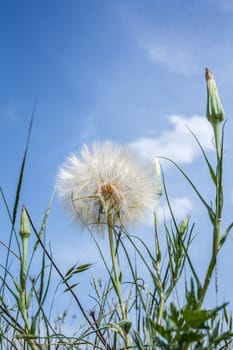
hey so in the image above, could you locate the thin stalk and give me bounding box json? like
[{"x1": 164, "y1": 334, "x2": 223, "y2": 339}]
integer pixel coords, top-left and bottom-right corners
[
  {"x1": 213, "y1": 120, "x2": 222, "y2": 162},
  {"x1": 198, "y1": 120, "x2": 223, "y2": 308},
  {"x1": 153, "y1": 211, "x2": 165, "y2": 329},
  {"x1": 157, "y1": 294, "x2": 166, "y2": 326},
  {"x1": 19, "y1": 232, "x2": 38, "y2": 350},
  {"x1": 107, "y1": 214, "x2": 126, "y2": 320},
  {"x1": 20, "y1": 237, "x2": 28, "y2": 291},
  {"x1": 154, "y1": 211, "x2": 161, "y2": 272},
  {"x1": 25, "y1": 208, "x2": 111, "y2": 350},
  {"x1": 107, "y1": 213, "x2": 129, "y2": 348}
]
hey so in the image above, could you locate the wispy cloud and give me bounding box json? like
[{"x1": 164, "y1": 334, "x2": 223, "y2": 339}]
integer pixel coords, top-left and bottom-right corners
[
  {"x1": 80, "y1": 112, "x2": 99, "y2": 142},
  {"x1": 129, "y1": 115, "x2": 214, "y2": 164},
  {"x1": 144, "y1": 43, "x2": 198, "y2": 75},
  {"x1": 119, "y1": 4, "x2": 200, "y2": 75},
  {"x1": 159, "y1": 196, "x2": 193, "y2": 220},
  {"x1": 143, "y1": 195, "x2": 193, "y2": 229}
]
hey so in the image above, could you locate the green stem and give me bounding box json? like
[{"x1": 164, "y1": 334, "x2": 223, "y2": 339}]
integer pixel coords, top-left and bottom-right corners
[
  {"x1": 154, "y1": 211, "x2": 161, "y2": 268},
  {"x1": 213, "y1": 120, "x2": 221, "y2": 162},
  {"x1": 107, "y1": 213, "x2": 129, "y2": 348},
  {"x1": 19, "y1": 236, "x2": 37, "y2": 350},
  {"x1": 154, "y1": 211, "x2": 165, "y2": 325},
  {"x1": 157, "y1": 294, "x2": 166, "y2": 326},
  {"x1": 198, "y1": 120, "x2": 223, "y2": 308},
  {"x1": 20, "y1": 237, "x2": 28, "y2": 291}
]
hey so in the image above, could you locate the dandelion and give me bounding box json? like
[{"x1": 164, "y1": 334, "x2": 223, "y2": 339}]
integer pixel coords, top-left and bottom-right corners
[
  {"x1": 56, "y1": 141, "x2": 156, "y2": 232},
  {"x1": 57, "y1": 142, "x2": 158, "y2": 347}
]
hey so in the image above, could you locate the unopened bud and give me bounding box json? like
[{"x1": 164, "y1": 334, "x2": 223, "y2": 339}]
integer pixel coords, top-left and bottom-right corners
[
  {"x1": 178, "y1": 215, "x2": 190, "y2": 235},
  {"x1": 20, "y1": 206, "x2": 30, "y2": 238},
  {"x1": 205, "y1": 68, "x2": 224, "y2": 123},
  {"x1": 153, "y1": 159, "x2": 163, "y2": 197}
]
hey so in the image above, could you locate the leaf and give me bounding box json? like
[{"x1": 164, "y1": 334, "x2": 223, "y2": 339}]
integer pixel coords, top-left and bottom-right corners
[
  {"x1": 73, "y1": 263, "x2": 93, "y2": 274},
  {"x1": 63, "y1": 263, "x2": 92, "y2": 284},
  {"x1": 133, "y1": 331, "x2": 146, "y2": 350},
  {"x1": 178, "y1": 215, "x2": 190, "y2": 236},
  {"x1": 160, "y1": 156, "x2": 216, "y2": 224},
  {"x1": 117, "y1": 319, "x2": 132, "y2": 334},
  {"x1": 26, "y1": 287, "x2": 34, "y2": 310},
  {"x1": 183, "y1": 303, "x2": 227, "y2": 327},
  {"x1": 219, "y1": 222, "x2": 233, "y2": 249},
  {"x1": 12, "y1": 113, "x2": 34, "y2": 226},
  {"x1": 63, "y1": 283, "x2": 79, "y2": 293},
  {"x1": 186, "y1": 124, "x2": 217, "y2": 186}
]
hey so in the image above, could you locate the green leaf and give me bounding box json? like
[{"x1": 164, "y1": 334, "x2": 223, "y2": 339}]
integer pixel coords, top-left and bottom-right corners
[
  {"x1": 219, "y1": 222, "x2": 233, "y2": 249},
  {"x1": 178, "y1": 215, "x2": 190, "y2": 236},
  {"x1": 26, "y1": 287, "x2": 34, "y2": 310},
  {"x1": 160, "y1": 157, "x2": 216, "y2": 224},
  {"x1": 73, "y1": 263, "x2": 92, "y2": 274},
  {"x1": 117, "y1": 319, "x2": 132, "y2": 334},
  {"x1": 186, "y1": 124, "x2": 217, "y2": 186},
  {"x1": 63, "y1": 283, "x2": 79, "y2": 293}
]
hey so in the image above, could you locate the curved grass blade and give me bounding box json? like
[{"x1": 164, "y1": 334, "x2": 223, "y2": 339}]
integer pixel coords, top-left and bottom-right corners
[
  {"x1": 160, "y1": 156, "x2": 215, "y2": 224},
  {"x1": 162, "y1": 173, "x2": 202, "y2": 295},
  {"x1": 1, "y1": 109, "x2": 35, "y2": 302},
  {"x1": 219, "y1": 222, "x2": 233, "y2": 249},
  {"x1": 186, "y1": 124, "x2": 216, "y2": 186},
  {"x1": 25, "y1": 208, "x2": 112, "y2": 350}
]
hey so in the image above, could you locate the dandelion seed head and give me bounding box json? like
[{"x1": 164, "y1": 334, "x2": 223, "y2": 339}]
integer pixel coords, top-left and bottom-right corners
[{"x1": 56, "y1": 141, "x2": 157, "y2": 233}]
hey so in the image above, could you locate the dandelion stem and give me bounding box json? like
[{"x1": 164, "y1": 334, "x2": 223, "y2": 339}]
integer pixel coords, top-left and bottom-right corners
[
  {"x1": 107, "y1": 213, "x2": 129, "y2": 348},
  {"x1": 25, "y1": 208, "x2": 111, "y2": 350}
]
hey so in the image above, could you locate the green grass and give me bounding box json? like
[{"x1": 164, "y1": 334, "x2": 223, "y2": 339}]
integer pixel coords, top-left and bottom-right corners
[{"x1": 0, "y1": 72, "x2": 232, "y2": 349}]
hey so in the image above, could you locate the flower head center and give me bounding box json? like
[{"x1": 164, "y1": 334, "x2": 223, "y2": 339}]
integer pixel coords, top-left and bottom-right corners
[{"x1": 100, "y1": 183, "x2": 120, "y2": 207}]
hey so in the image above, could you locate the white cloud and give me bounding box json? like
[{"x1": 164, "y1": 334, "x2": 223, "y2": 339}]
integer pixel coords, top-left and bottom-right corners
[
  {"x1": 159, "y1": 196, "x2": 193, "y2": 220},
  {"x1": 144, "y1": 43, "x2": 198, "y2": 75},
  {"x1": 81, "y1": 112, "x2": 98, "y2": 142},
  {"x1": 142, "y1": 196, "x2": 193, "y2": 229},
  {"x1": 121, "y1": 6, "x2": 199, "y2": 75},
  {"x1": 129, "y1": 115, "x2": 214, "y2": 164}
]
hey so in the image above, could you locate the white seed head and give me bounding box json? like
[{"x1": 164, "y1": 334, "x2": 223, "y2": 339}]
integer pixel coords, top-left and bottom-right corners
[{"x1": 56, "y1": 141, "x2": 157, "y2": 233}]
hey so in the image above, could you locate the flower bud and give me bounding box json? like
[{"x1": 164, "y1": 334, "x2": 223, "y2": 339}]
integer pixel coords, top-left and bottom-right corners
[
  {"x1": 205, "y1": 68, "x2": 224, "y2": 123},
  {"x1": 20, "y1": 206, "x2": 30, "y2": 238},
  {"x1": 178, "y1": 215, "x2": 190, "y2": 236},
  {"x1": 153, "y1": 158, "x2": 163, "y2": 197}
]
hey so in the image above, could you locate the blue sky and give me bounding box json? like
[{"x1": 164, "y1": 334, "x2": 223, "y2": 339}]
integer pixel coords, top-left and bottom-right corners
[{"x1": 1, "y1": 0, "x2": 233, "y2": 326}]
